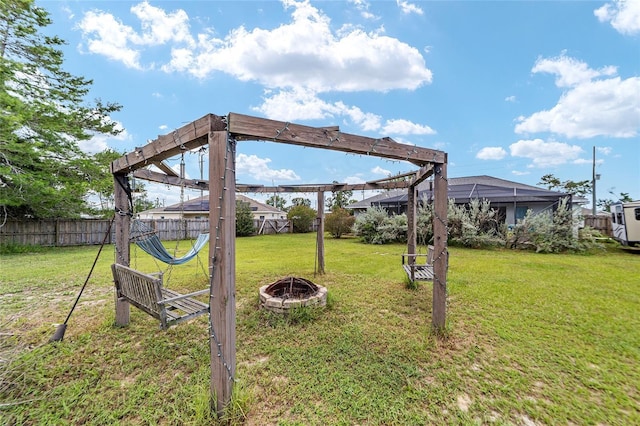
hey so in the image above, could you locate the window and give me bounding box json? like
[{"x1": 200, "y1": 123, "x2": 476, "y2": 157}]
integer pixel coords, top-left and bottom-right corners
[
  {"x1": 611, "y1": 213, "x2": 617, "y2": 224},
  {"x1": 635, "y1": 208, "x2": 640, "y2": 221},
  {"x1": 259, "y1": 215, "x2": 265, "y2": 220},
  {"x1": 515, "y1": 206, "x2": 528, "y2": 222}
]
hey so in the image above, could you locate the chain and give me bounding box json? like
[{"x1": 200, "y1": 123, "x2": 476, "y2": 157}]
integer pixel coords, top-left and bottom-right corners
[{"x1": 208, "y1": 133, "x2": 235, "y2": 382}]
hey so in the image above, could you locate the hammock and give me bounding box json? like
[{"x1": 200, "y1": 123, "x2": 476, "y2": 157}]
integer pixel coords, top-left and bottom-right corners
[
  {"x1": 131, "y1": 221, "x2": 209, "y2": 265},
  {"x1": 135, "y1": 232, "x2": 209, "y2": 265}
]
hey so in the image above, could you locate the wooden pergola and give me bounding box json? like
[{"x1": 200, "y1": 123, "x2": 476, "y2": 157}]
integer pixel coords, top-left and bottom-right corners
[{"x1": 110, "y1": 112, "x2": 448, "y2": 414}]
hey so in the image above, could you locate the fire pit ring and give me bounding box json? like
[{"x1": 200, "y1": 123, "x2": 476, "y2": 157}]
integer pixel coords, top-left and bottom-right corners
[{"x1": 259, "y1": 277, "x2": 327, "y2": 314}]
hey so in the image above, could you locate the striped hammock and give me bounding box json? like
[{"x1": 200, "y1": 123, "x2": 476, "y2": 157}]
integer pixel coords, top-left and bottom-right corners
[{"x1": 131, "y1": 221, "x2": 209, "y2": 265}]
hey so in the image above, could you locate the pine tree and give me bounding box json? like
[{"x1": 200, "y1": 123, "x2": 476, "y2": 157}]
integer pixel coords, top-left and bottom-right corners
[
  {"x1": 0, "y1": 0, "x2": 122, "y2": 219},
  {"x1": 236, "y1": 200, "x2": 255, "y2": 236}
]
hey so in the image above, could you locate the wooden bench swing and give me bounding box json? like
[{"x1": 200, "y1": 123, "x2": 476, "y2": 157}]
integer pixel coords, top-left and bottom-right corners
[
  {"x1": 111, "y1": 264, "x2": 209, "y2": 330},
  {"x1": 401, "y1": 245, "x2": 435, "y2": 282},
  {"x1": 401, "y1": 245, "x2": 448, "y2": 283}
]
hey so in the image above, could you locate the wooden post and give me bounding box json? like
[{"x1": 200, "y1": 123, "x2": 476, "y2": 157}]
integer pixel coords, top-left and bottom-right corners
[
  {"x1": 432, "y1": 161, "x2": 448, "y2": 330},
  {"x1": 113, "y1": 173, "x2": 131, "y2": 326},
  {"x1": 406, "y1": 185, "x2": 417, "y2": 282},
  {"x1": 209, "y1": 131, "x2": 236, "y2": 415},
  {"x1": 407, "y1": 185, "x2": 417, "y2": 261},
  {"x1": 316, "y1": 191, "x2": 325, "y2": 274}
]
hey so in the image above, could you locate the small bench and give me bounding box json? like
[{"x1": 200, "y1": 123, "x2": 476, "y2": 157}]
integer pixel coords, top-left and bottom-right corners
[
  {"x1": 401, "y1": 245, "x2": 447, "y2": 283},
  {"x1": 111, "y1": 264, "x2": 209, "y2": 329}
]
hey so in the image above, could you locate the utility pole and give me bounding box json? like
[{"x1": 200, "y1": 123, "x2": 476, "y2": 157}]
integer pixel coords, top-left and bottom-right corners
[{"x1": 592, "y1": 146, "x2": 600, "y2": 215}]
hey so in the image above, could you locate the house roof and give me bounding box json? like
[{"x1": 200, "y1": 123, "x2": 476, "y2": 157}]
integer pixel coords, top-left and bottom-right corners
[{"x1": 350, "y1": 175, "x2": 573, "y2": 208}]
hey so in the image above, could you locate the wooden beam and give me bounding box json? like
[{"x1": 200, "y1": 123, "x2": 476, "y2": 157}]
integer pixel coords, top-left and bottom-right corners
[
  {"x1": 228, "y1": 113, "x2": 446, "y2": 165},
  {"x1": 209, "y1": 131, "x2": 236, "y2": 415},
  {"x1": 111, "y1": 114, "x2": 226, "y2": 173},
  {"x1": 366, "y1": 170, "x2": 416, "y2": 184},
  {"x1": 406, "y1": 185, "x2": 417, "y2": 269},
  {"x1": 133, "y1": 169, "x2": 208, "y2": 191},
  {"x1": 432, "y1": 161, "x2": 448, "y2": 331},
  {"x1": 129, "y1": 174, "x2": 410, "y2": 194},
  {"x1": 153, "y1": 161, "x2": 179, "y2": 177},
  {"x1": 410, "y1": 164, "x2": 434, "y2": 187},
  {"x1": 113, "y1": 173, "x2": 131, "y2": 326},
  {"x1": 316, "y1": 191, "x2": 325, "y2": 274},
  {"x1": 236, "y1": 180, "x2": 410, "y2": 193}
]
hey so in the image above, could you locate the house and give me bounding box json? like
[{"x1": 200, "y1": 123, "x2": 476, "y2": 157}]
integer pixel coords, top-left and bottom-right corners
[
  {"x1": 137, "y1": 194, "x2": 286, "y2": 221},
  {"x1": 348, "y1": 175, "x2": 586, "y2": 226}
]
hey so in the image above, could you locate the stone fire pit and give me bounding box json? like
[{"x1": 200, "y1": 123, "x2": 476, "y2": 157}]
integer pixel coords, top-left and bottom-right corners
[{"x1": 259, "y1": 277, "x2": 327, "y2": 314}]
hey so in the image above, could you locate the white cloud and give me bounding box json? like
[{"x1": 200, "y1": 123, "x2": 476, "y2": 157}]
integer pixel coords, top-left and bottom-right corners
[
  {"x1": 77, "y1": 11, "x2": 144, "y2": 69},
  {"x1": 505, "y1": 95, "x2": 516, "y2": 102},
  {"x1": 254, "y1": 88, "x2": 435, "y2": 135},
  {"x1": 79, "y1": 121, "x2": 130, "y2": 154},
  {"x1": 531, "y1": 53, "x2": 616, "y2": 88},
  {"x1": 509, "y1": 139, "x2": 584, "y2": 168},
  {"x1": 236, "y1": 153, "x2": 300, "y2": 182},
  {"x1": 129, "y1": 1, "x2": 194, "y2": 47},
  {"x1": 594, "y1": 0, "x2": 640, "y2": 35},
  {"x1": 254, "y1": 88, "x2": 340, "y2": 122},
  {"x1": 597, "y1": 146, "x2": 613, "y2": 155},
  {"x1": 396, "y1": 0, "x2": 424, "y2": 16},
  {"x1": 348, "y1": 0, "x2": 379, "y2": 20},
  {"x1": 79, "y1": 1, "x2": 432, "y2": 93},
  {"x1": 511, "y1": 170, "x2": 530, "y2": 176},
  {"x1": 476, "y1": 147, "x2": 507, "y2": 160},
  {"x1": 515, "y1": 54, "x2": 640, "y2": 139},
  {"x1": 371, "y1": 166, "x2": 391, "y2": 176},
  {"x1": 344, "y1": 175, "x2": 365, "y2": 184},
  {"x1": 342, "y1": 104, "x2": 383, "y2": 132},
  {"x1": 381, "y1": 119, "x2": 436, "y2": 135}
]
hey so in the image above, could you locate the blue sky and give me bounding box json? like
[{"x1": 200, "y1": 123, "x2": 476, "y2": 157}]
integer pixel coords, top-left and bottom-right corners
[{"x1": 39, "y1": 0, "x2": 639, "y2": 208}]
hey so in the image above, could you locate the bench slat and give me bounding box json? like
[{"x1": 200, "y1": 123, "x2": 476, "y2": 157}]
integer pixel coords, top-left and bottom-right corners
[{"x1": 112, "y1": 264, "x2": 209, "y2": 329}]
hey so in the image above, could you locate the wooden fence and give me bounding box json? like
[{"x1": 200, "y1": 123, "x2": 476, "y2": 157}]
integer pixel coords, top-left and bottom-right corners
[
  {"x1": 583, "y1": 215, "x2": 612, "y2": 237},
  {"x1": 0, "y1": 218, "x2": 295, "y2": 247}
]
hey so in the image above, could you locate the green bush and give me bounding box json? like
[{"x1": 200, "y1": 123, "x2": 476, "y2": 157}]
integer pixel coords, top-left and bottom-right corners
[
  {"x1": 447, "y1": 198, "x2": 505, "y2": 248},
  {"x1": 287, "y1": 205, "x2": 316, "y2": 233},
  {"x1": 236, "y1": 200, "x2": 255, "y2": 236},
  {"x1": 507, "y1": 197, "x2": 599, "y2": 253},
  {"x1": 325, "y1": 208, "x2": 355, "y2": 238},
  {"x1": 357, "y1": 197, "x2": 598, "y2": 253},
  {"x1": 353, "y1": 206, "x2": 405, "y2": 244}
]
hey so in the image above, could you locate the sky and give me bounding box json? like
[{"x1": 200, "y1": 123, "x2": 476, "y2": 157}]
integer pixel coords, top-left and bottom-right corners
[{"x1": 38, "y1": 0, "x2": 640, "y2": 209}]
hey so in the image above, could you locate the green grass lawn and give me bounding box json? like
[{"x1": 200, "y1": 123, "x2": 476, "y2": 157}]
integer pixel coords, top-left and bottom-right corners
[{"x1": 1, "y1": 234, "x2": 639, "y2": 425}]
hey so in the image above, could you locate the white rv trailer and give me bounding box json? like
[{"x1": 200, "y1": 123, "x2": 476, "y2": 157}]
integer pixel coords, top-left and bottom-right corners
[{"x1": 611, "y1": 201, "x2": 640, "y2": 246}]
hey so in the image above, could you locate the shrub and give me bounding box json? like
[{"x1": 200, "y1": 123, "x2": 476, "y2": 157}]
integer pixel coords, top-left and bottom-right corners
[
  {"x1": 507, "y1": 197, "x2": 598, "y2": 253},
  {"x1": 417, "y1": 198, "x2": 504, "y2": 248},
  {"x1": 448, "y1": 198, "x2": 505, "y2": 248},
  {"x1": 287, "y1": 205, "x2": 316, "y2": 233},
  {"x1": 325, "y1": 208, "x2": 355, "y2": 238},
  {"x1": 236, "y1": 200, "x2": 256, "y2": 236},
  {"x1": 378, "y1": 213, "x2": 407, "y2": 243},
  {"x1": 353, "y1": 206, "x2": 406, "y2": 244}
]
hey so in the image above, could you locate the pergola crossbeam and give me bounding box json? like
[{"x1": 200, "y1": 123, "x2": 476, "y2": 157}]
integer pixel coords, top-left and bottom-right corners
[
  {"x1": 228, "y1": 113, "x2": 446, "y2": 165},
  {"x1": 111, "y1": 114, "x2": 226, "y2": 174}
]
